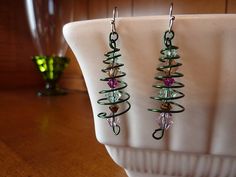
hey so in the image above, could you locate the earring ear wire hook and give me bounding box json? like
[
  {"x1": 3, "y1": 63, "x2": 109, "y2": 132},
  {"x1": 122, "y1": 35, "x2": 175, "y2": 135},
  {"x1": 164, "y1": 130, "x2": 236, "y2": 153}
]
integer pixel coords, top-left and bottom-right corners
[
  {"x1": 111, "y1": 7, "x2": 118, "y2": 33},
  {"x1": 168, "y1": 3, "x2": 175, "y2": 32}
]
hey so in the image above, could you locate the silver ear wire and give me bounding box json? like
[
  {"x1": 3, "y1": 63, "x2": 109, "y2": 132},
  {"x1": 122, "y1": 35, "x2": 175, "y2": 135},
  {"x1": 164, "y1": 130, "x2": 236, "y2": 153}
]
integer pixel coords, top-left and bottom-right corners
[
  {"x1": 168, "y1": 3, "x2": 175, "y2": 32},
  {"x1": 111, "y1": 7, "x2": 118, "y2": 33}
]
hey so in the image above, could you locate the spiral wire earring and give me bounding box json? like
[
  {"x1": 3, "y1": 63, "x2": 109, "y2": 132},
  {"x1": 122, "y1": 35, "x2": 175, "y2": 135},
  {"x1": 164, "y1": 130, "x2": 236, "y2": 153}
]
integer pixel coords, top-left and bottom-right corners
[
  {"x1": 149, "y1": 3, "x2": 185, "y2": 140},
  {"x1": 97, "y1": 7, "x2": 131, "y2": 135}
]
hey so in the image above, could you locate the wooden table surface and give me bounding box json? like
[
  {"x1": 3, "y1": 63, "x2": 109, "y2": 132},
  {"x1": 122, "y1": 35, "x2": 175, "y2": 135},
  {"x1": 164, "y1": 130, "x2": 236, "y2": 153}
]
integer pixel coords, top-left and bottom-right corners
[{"x1": 0, "y1": 89, "x2": 127, "y2": 177}]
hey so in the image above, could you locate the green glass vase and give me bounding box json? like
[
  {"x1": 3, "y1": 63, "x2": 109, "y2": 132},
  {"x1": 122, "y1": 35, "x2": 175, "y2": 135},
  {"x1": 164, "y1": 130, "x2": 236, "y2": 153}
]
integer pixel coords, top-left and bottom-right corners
[
  {"x1": 25, "y1": 0, "x2": 74, "y2": 96},
  {"x1": 33, "y1": 56, "x2": 69, "y2": 96}
]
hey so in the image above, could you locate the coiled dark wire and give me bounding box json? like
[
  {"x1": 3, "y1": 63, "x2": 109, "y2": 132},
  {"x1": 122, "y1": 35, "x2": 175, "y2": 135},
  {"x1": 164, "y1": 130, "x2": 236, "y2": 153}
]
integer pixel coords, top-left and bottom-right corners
[
  {"x1": 97, "y1": 31, "x2": 131, "y2": 135},
  {"x1": 149, "y1": 30, "x2": 185, "y2": 140}
]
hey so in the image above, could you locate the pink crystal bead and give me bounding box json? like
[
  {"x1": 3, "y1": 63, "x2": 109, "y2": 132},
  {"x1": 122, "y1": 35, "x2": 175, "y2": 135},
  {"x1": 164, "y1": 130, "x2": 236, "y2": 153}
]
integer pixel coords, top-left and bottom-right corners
[
  {"x1": 107, "y1": 117, "x2": 120, "y2": 127},
  {"x1": 157, "y1": 113, "x2": 173, "y2": 129},
  {"x1": 163, "y1": 78, "x2": 175, "y2": 87},
  {"x1": 108, "y1": 78, "x2": 118, "y2": 88},
  {"x1": 107, "y1": 118, "x2": 115, "y2": 127}
]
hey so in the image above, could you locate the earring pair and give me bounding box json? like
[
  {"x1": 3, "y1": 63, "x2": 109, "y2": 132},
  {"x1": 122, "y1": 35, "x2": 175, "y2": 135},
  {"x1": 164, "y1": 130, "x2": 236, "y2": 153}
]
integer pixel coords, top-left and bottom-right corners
[{"x1": 97, "y1": 4, "x2": 184, "y2": 140}]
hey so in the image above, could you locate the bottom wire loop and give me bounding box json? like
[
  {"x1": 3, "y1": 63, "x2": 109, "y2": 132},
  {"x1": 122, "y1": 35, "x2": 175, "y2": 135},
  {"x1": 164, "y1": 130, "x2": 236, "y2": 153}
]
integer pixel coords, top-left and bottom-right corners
[
  {"x1": 112, "y1": 124, "x2": 120, "y2": 135},
  {"x1": 107, "y1": 116, "x2": 121, "y2": 135},
  {"x1": 152, "y1": 128, "x2": 165, "y2": 140}
]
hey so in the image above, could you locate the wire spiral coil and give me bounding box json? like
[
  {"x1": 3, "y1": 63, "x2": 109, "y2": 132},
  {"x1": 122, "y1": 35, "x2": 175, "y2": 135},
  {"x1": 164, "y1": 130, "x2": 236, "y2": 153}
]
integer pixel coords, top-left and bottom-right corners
[
  {"x1": 97, "y1": 31, "x2": 131, "y2": 135},
  {"x1": 149, "y1": 29, "x2": 185, "y2": 140}
]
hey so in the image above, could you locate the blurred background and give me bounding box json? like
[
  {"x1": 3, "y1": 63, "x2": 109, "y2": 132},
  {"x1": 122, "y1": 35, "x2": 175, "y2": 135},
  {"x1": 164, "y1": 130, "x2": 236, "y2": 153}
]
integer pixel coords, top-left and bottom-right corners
[
  {"x1": 0, "y1": 0, "x2": 235, "y2": 91},
  {"x1": 1, "y1": 1, "x2": 236, "y2": 177}
]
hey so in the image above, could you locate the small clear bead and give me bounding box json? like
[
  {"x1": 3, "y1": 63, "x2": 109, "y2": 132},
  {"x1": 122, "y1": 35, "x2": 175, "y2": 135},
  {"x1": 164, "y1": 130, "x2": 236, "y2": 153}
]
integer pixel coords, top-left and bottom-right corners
[
  {"x1": 162, "y1": 60, "x2": 179, "y2": 74},
  {"x1": 107, "y1": 67, "x2": 120, "y2": 77},
  {"x1": 164, "y1": 49, "x2": 178, "y2": 58}
]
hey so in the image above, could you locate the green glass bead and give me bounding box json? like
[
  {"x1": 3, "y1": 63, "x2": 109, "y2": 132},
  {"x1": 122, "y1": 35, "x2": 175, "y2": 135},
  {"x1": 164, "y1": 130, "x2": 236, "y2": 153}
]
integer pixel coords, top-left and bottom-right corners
[
  {"x1": 159, "y1": 88, "x2": 168, "y2": 98},
  {"x1": 159, "y1": 88, "x2": 177, "y2": 98},
  {"x1": 105, "y1": 91, "x2": 122, "y2": 103}
]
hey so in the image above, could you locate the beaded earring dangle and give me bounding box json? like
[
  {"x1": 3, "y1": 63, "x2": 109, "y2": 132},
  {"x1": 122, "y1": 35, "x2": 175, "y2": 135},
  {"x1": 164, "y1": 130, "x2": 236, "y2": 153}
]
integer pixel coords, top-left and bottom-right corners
[
  {"x1": 97, "y1": 7, "x2": 131, "y2": 135},
  {"x1": 149, "y1": 3, "x2": 185, "y2": 140}
]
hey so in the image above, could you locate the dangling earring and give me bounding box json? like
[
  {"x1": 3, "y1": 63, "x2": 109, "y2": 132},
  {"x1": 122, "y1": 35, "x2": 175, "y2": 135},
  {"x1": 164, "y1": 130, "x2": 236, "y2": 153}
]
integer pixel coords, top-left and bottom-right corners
[
  {"x1": 149, "y1": 3, "x2": 185, "y2": 140},
  {"x1": 97, "y1": 7, "x2": 131, "y2": 135}
]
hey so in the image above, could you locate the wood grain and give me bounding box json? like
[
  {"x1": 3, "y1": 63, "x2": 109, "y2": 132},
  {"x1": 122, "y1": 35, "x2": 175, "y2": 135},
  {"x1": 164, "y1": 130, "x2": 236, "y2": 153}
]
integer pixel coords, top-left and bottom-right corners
[
  {"x1": 74, "y1": 0, "x2": 89, "y2": 20},
  {"x1": 108, "y1": 0, "x2": 133, "y2": 17},
  {"x1": 88, "y1": 0, "x2": 108, "y2": 19},
  {"x1": 227, "y1": 0, "x2": 236, "y2": 13},
  {"x1": 0, "y1": 0, "x2": 40, "y2": 88},
  {"x1": 0, "y1": 89, "x2": 127, "y2": 177},
  {"x1": 133, "y1": 0, "x2": 226, "y2": 16},
  {"x1": 0, "y1": 141, "x2": 44, "y2": 177}
]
